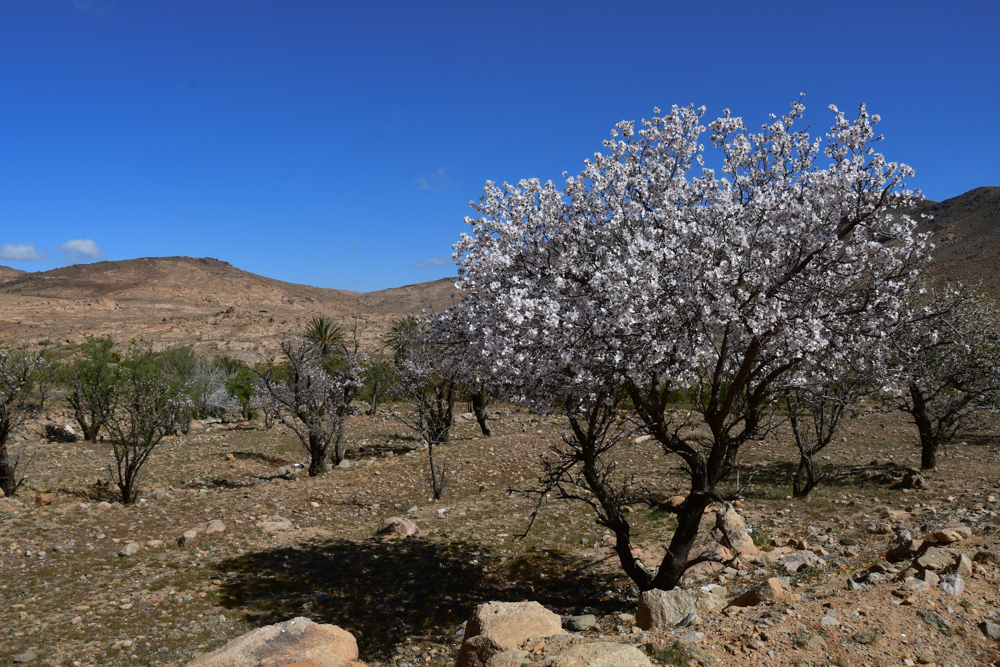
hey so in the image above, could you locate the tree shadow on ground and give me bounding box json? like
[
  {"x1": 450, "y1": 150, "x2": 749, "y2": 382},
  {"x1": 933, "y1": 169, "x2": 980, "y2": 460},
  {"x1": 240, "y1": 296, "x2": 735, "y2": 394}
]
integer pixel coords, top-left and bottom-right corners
[
  {"x1": 214, "y1": 536, "x2": 627, "y2": 661},
  {"x1": 736, "y1": 460, "x2": 919, "y2": 499}
]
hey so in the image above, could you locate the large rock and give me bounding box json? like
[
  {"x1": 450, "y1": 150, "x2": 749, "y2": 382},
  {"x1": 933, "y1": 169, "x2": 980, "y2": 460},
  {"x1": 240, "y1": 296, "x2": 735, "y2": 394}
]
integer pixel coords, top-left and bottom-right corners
[
  {"x1": 931, "y1": 524, "x2": 972, "y2": 544},
  {"x1": 636, "y1": 588, "x2": 726, "y2": 630},
  {"x1": 187, "y1": 616, "x2": 361, "y2": 667},
  {"x1": 916, "y1": 547, "x2": 954, "y2": 571},
  {"x1": 546, "y1": 642, "x2": 650, "y2": 667},
  {"x1": 714, "y1": 503, "x2": 758, "y2": 555},
  {"x1": 377, "y1": 517, "x2": 420, "y2": 538},
  {"x1": 729, "y1": 578, "x2": 787, "y2": 607},
  {"x1": 457, "y1": 601, "x2": 564, "y2": 667},
  {"x1": 256, "y1": 516, "x2": 295, "y2": 533},
  {"x1": 777, "y1": 550, "x2": 824, "y2": 575}
]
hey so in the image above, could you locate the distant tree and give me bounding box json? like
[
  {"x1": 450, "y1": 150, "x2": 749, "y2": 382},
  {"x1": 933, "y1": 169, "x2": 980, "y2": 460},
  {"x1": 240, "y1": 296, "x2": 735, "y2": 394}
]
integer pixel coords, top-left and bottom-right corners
[
  {"x1": 216, "y1": 356, "x2": 259, "y2": 421},
  {"x1": 785, "y1": 367, "x2": 872, "y2": 497},
  {"x1": 256, "y1": 339, "x2": 360, "y2": 475},
  {"x1": 96, "y1": 346, "x2": 184, "y2": 504},
  {"x1": 385, "y1": 316, "x2": 420, "y2": 365},
  {"x1": 388, "y1": 321, "x2": 459, "y2": 500},
  {"x1": 0, "y1": 348, "x2": 42, "y2": 497},
  {"x1": 361, "y1": 354, "x2": 396, "y2": 415},
  {"x1": 67, "y1": 336, "x2": 119, "y2": 442},
  {"x1": 888, "y1": 283, "x2": 1000, "y2": 469},
  {"x1": 304, "y1": 316, "x2": 344, "y2": 360},
  {"x1": 186, "y1": 358, "x2": 238, "y2": 419}
]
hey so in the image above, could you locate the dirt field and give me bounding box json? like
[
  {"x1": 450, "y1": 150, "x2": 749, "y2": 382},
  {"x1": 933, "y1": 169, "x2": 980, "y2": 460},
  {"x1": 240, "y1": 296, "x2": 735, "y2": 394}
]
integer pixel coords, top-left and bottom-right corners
[{"x1": 3, "y1": 406, "x2": 1000, "y2": 667}]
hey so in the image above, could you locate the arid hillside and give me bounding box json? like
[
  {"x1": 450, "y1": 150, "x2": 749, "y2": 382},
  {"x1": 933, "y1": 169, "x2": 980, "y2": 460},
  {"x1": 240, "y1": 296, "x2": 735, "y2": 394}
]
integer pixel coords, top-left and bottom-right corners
[
  {"x1": 0, "y1": 185, "x2": 997, "y2": 356},
  {"x1": 917, "y1": 186, "x2": 1000, "y2": 292},
  {"x1": 0, "y1": 256, "x2": 458, "y2": 356}
]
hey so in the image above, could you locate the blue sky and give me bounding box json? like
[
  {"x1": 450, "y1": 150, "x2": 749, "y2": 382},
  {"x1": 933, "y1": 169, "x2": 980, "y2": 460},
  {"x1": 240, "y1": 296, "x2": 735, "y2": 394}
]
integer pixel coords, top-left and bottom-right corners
[{"x1": 1, "y1": 1, "x2": 997, "y2": 290}]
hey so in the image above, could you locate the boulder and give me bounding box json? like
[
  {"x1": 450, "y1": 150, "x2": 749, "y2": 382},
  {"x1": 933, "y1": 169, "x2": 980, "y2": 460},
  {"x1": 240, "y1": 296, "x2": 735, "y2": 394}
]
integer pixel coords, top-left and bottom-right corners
[
  {"x1": 916, "y1": 547, "x2": 953, "y2": 571},
  {"x1": 546, "y1": 642, "x2": 651, "y2": 667},
  {"x1": 257, "y1": 516, "x2": 295, "y2": 533},
  {"x1": 636, "y1": 588, "x2": 726, "y2": 630},
  {"x1": 729, "y1": 578, "x2": 787, "y2": 607},
  {"x1": 377, "y1": 517, "x2": 420, "y2": 538},
  {"x1": 205, "y1": 519, "x2": 227, "y2": 535},
  {"x1": 714, "y1": 503, "x2": 758, "y2": 555},
  {"x1": 187, "y1": 616, "x2": 360, "y2": 667},
  {"x1": 777, "y1": 550, "x2": 823, "y2": 575},
  {"x1": 931, "y1": 524, "x2": 972, "y2": 544},
  {"x1": 457, "y1": 601, "x2": 564, "y2": 667}
]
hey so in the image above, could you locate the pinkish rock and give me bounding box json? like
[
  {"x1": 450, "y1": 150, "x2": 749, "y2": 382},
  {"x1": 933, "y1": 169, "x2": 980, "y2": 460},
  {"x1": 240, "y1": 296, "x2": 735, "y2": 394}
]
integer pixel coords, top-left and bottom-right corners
[{"x1": 186, "y1": 616, "x2": 360, "y2": 667}]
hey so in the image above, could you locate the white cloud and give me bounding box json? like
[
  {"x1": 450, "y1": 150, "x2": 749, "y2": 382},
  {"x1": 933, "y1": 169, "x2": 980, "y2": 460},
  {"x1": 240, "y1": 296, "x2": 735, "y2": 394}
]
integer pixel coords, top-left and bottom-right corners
[
  {"x1": 0, "y1": 243, "x2": 46, "y2": 261},
  {"x1": 415, "y1": 166, "x2": 458, "y2": 193},
  {"x1": 57, "y1": 239, "x2": 105, "y2": 262},
  {"x1": 414, "y1": 257, "x2": 448, "y2": 270}
]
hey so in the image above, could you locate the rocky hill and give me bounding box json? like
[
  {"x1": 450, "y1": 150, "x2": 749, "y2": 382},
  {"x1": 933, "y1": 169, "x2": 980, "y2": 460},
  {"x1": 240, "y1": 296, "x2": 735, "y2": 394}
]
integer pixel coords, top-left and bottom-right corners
[
  {"x1": 0, "y1": 264, "x2": 24, "y2": 282},
  {"x1": 917, "y1": 186, "x2": 1000, "y2": 293},
  {"x1": 0, "y1": 256, "x2": 458, "y2": 356}
]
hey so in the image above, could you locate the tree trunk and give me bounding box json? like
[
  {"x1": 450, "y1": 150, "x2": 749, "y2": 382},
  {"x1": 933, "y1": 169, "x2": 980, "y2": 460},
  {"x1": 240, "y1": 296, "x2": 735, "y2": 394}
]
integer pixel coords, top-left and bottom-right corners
[
  {"x1": 472, "y1": 389, "x2": 491, "y2": 437},
  {"x1": 648, "y1": 495, "x2": 710, "y2": 591},
  {"x1": 792, "y1": 453, "x2": 817, "y2": 497},
  {"x1": 428, "y1": 442, "x2": 445, "y2": 500},
  {"x1": 0, "y1": 440, "x2": 20, "y2": 497},
  {"x1": 308, "y1": 434, "x2": 328, "y2": 476},
  {"x1": 909, "y1": 384, "x2": 938, "y2": 470}
]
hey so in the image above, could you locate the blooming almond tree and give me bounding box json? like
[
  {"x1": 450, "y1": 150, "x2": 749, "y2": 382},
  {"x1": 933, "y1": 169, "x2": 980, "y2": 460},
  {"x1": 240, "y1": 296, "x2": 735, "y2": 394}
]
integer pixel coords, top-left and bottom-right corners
[
  {"x1": 256, "y1": 339, "x2": 361, "y2": 476},
  {"x1": 452, "y1": 98, "x2": 927, "y2": 591},
  {"x1": 888, "y1": 282, "x2": 1000, "y2": 469}
]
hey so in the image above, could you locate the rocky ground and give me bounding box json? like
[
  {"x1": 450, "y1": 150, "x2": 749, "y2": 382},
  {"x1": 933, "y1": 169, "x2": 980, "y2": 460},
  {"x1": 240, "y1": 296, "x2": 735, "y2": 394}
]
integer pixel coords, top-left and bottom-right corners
[{"x1": 3, "y1": 407, "x2": 1000, "y2": 667}]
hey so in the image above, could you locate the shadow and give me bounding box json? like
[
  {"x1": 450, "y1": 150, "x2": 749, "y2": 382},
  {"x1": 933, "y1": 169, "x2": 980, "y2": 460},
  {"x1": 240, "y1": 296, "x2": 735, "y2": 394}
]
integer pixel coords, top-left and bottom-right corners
[
  {"x1": 215, "y1": 536, "x2": 626, "y2": 661},
  {"x1": 231, "y1": 451, "x2": 290, "y2": 466},
  {"x1": 735, "y1": 460, "x2": 918, "y2": 498}
]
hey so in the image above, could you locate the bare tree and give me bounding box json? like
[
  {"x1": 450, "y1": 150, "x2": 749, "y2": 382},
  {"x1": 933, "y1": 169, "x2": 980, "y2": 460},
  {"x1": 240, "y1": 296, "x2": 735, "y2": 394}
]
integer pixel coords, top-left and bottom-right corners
[
  {"x1": 785, "y1": 369, "x2": 871, "y2": 496},
  {"x1": 0, "y1": 348, "x2": 41, "y2": 497},
  {"x1": 389, "y1": 323, "x2": 459, "y2": 500},
  {"x1": 256, "y1": 339, "x2": 360, "y2": 475}
]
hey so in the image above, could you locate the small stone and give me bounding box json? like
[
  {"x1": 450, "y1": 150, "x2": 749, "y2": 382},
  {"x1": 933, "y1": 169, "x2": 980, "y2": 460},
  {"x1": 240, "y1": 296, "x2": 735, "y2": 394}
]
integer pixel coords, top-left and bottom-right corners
[
  {"x1": 205, "y1": 519, "x2": 226, "y2": 535},
  {"x1": 939, "y1": 574, "x2": 965, "y2": 596},
  {"x1": 931, "y1": 524, "x2": 972, "y2": 543},
  {"x1": 562, "y1": 614, "x2": 597, "y2": 631},
  {"x1": 916, "y1": 651, "x2": 935, "y2": 664},
  {"x1": 979, "y1": 620, "x2": 1000, "y2": 640},
  {"x1": 71, "y1": 616, "x2": 82, "y2": 625},
  {"x1": 96, "y1": 501, "x2": 113, "y2": 510},
  {"x1": 956, "y1": 554, "x2": 973, "y2": 578},
  {"x1": 256, "y1": 515, "x2": 295, "y2": 533},
  {"x1": 917, "y1": 608, "x2": 954, "y2": 636},
  {"x1": 310, "y1": 501, "x2": 320, "y2": 508},
  {"x1": 118, "y1": 542, "x2": 140, "y2": 557},
  {"x1": 225, "y1": 453, "x2": 236, "y2": 461},
  {"x1": 820, "y1": 615, "x2": 840, "y2": 627},
  {"x1": 801, "y1": 634, "x2": 827, "y2": 652},
  {"x1": 34, "y1": 493, "x2": 54, "y2": 506},
  {"x1": 13, "y1": 652, "x2": 37, "y2": 664},
  {"x1": 146, "y1": 539, "x2": 164, "y2": 548}
]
